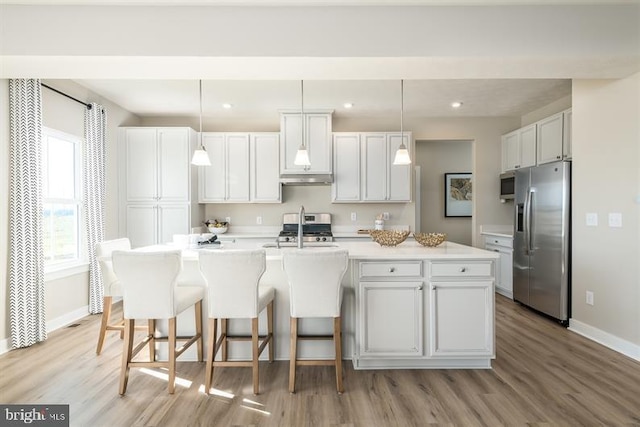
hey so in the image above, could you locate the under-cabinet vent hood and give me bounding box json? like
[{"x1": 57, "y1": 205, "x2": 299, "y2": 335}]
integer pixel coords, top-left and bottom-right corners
[{"x1": 279, "y1": 174, "x2": 333, "y2": 185}]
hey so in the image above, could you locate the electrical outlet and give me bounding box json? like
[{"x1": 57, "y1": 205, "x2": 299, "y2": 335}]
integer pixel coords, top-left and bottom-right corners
[
  {"x1": 256, "y1": 216, "x2": 262, "y2": 225},
  {"x1": 225, "y1": 216, "x2": 231, "y2": 224},
  {"x1": 608, "y1": 213, "x2": 622, "y2": 228},
  {"x1": 586, "y1": 291, "x2": 594, "y2": 306},
  {"x1": 585, "y1": 213, "x2": 598, "y2": 226},
  {"x1": 350, "y1": 212, "x2": 357, "y2": 221},
  {"x1": 383, "y1": 212, "x2": 390, "y2": 220}
]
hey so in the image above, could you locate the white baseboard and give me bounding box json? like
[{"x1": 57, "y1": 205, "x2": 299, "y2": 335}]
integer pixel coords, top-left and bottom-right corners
[
  {"x1": 47, "y1": 305, "x2": 90, "y2": 333},
  {"x1": 569, "y1": 318, "x2": 640, "y2": 362},
  {"x1": 0, "y1": 305, "x2": 90, "y2": 356}
]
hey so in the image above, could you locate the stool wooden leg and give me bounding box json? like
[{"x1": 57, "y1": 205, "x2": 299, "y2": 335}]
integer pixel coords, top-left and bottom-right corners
[
  {"x1": 205, "y1": 318, "x2": 216, "y2": 394},
  {"x1": 252, "y1": 317, "x2": 260, "y2": 395},
  {"x1": 148, "y1": 319, "x2": 156, "y2": 362},
  {"x1": 96, "y1": 296, "x2": 112, "y2": 355},
  {"x1": 168, "y1": 317, "x2": 177, "y2": 394},
  {"x1": 267, "y1": 300, "x2": 274, "y2": 362},
  {"x1": 119, "y1": 318, "x2": 135, "y2": 395},
  {"x1": 289, "y1": 317, "x2": 298, "y2": 393},
  {"x1": 334, "y1": 316, "x2": 344, "y2": 394},
  {"x1": 195, "y1": 300, "x2": 203, "y2": 362},
  {"x1": 221, "y1": 319, "x2": 228, "y2": 362}
]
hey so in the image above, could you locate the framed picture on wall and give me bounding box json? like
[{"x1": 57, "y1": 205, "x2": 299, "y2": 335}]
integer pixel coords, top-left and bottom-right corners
[{"x1": 444, "y1": 172, "x2": 472, "y2": 217}]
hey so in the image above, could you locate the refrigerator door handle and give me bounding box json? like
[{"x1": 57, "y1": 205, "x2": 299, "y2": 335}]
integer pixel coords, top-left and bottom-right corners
[{"x1": 527, "y1": 188, "x2": 536, "y2": 253}]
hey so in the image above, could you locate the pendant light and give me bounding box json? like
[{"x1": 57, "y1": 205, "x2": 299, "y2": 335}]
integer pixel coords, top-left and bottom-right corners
[
  {"x1": 293, "y1": 80, "x2": 311, "y2": 167},
  {"x1": 393, "y1": 79, "x2": 412, "y2": 165},
  {"x1": 191, "y1": 79, "x2": 211, "y2": 166}
]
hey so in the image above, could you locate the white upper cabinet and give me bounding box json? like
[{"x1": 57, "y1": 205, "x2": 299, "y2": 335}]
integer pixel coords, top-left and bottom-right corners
[
  {"x1": 332, "y1": 133, "x2": 361, "y2": 202},
  {"x1": 563, "y1": 108, "x2": 572, "y2": 160},
  {"x1": 251, "y1": 133, "x2": 282, "y2": 203},
  {"x1": 502, "y1": 124, "x2": 536, "y2": 172},
  {"x1": 536, "y1": 112, "x2": 564, "y2": 165},
  {"x1": 387, "y1": 133, "x2": 412, "y2": 202},
  {"x1": 199, "y1": 132, "x2": 281, "y2": 204},
  {"x1": 280, "y1": 112, "x2": 332, "y2": 174},
  {"x1": 124, "y1": 127, "x2": 190, "y2": 202},
  {"x1": 519, "y1": 124, "x2": 537, "y2": 169},
  {"x1": 363, "y1": 132, "x2": 412, "y2": 202}
]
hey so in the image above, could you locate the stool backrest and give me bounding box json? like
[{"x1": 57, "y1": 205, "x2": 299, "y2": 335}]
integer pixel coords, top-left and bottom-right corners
[
  {"x1": 283, "y1": 249, "x2": 349, "y2": 318},
  {"x1": 199, "y1": 249, "x2": 266, "y2": 318},
  {"x1": 95, "y1": 238, "x2": 131, "y2": 297},
  {"x1": 112, "y1": 250, "x2": 182, "y2": 319}
]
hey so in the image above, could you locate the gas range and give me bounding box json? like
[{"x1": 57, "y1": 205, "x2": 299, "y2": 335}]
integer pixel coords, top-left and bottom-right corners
[{"x1": 278, "y1": 213, "x2": 333, "y2": 243}]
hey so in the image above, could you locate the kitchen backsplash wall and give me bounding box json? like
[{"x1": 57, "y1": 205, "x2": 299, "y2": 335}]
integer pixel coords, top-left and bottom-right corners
[{"x1": 203, "y1": 185, "x2": 416, "y2": 231}]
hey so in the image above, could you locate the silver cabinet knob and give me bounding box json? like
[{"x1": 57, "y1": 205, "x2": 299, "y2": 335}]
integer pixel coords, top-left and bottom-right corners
[
  {"x1": 460, "y1": 267, "x2": 466, "y2": 272},
  {"x1": 389, "y1": 267, "x2": 395, "y2": 273}
]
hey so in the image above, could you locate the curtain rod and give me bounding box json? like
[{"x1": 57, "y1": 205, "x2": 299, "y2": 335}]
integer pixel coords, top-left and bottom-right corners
[{"x1": 41, "y1": 83, "x2": 92, "y2": 110}]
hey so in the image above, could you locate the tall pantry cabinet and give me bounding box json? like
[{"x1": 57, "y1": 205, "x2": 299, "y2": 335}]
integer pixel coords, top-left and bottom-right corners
[{"x1": 118, "y1": 127, "x2": 201, "y2": 248}]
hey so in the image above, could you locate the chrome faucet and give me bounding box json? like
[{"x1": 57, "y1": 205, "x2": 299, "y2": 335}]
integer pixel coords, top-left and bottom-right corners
[{"x1": 297, "y1": 205, "x2": 305, "y2": 249}]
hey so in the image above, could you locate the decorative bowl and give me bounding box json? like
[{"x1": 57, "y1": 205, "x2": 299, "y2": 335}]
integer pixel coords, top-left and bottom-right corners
[
  {"x1": 368, "y1": 230, "x2": 410, "y2": 247},
  {"x1": 208, "y1": 226, "x2": 228, "y2": 234},
  {"x1": 413, "y1": 232, "x2": 446, "y2": 247}
]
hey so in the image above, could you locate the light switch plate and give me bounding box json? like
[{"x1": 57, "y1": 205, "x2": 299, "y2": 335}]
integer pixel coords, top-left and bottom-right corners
[
  {"x1": 608, "y1": 213, "x2": 622, "y2": 228},
  {"x1": 586, "y1": 213, "x2": 598, "y2": 226}
]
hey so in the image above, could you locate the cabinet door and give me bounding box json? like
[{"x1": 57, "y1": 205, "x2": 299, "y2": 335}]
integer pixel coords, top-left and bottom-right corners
[
  {"x1": 199, "y1": 133, "x2": 226, "y2": 202},
  {"x1": 306, "y1": 113, "x2": 332, "y2": 174},
  {"x1": 126, "y1": 204, "x2": 157, "y2": 248},
  {"x1": 251, "y1": 133, "x2": 281, "y2": 202},
  {"x1": 502, "y1": 131, "x2": 520, "y2": 171},
  {"x1": 563, "y1": 109, "x2": 572, "y2": 160},
  {"x1": 158, "y1": 204, "x2": 190, "y2": 245},
  {"x1": 225, "y1": 133, "x2": 250, "y2": 202},
  {"x1": 359, "y1": 281, "x2": 423, "y2": 357},
  {"x1": 536, "y1": 113, "x2": 563, "y2": 165},
  {"x1": 362, "y1": 133, "x2": 387, "y2": 201},
  {"x1": 332, "y1": 133, "x2": 361, "y2": 202},
  {"x1": 519, "y1": 124, "x2": 537, "y2": 168},
  {"x1": 429, "y1": 281, "x2": 494, "y2": 357},
  {"x1": 387, "y1": 133, "x2": 411, "y2": 202},
  {"x1": 125, "y1": 128, "x2": 158, "y2": 202},
  {"x1": 158, "y1": 128, "x2": 190, "y2": 202},
  {"x1": 280, "y1": 113, "x2": 303, "y2": 174}
]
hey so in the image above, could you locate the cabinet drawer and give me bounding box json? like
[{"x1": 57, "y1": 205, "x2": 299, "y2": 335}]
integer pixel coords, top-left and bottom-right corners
[
  {"x1": 430, "y1": 261, "x2": 492, "y2": 278},
  {"x1": 482, "y1": 235, "x2": 513, "y2": 248},
  {"x1": 359, "y1": 261, "x2": 422, "y2": 278}
]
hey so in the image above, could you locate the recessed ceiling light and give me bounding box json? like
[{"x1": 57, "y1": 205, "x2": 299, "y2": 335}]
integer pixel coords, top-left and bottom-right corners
[
  {"x1": 451, "y1": 101, "x2": 463, "y2": 108},
  {"x1": 343, "y1": 102, "x2": 354, "y2": 109},
  {"x1": 222, "y1": 103, "x2": 232, "y2": 109}
]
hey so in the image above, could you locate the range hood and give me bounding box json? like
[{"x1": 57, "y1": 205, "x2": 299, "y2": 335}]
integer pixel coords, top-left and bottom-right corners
[{"x1": 279, "y1": 174, "x2": 333, "y2": 185}]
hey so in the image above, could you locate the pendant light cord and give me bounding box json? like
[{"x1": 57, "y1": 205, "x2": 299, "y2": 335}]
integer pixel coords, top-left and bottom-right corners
[
  {"x1": 199, "y1": 80, "x2": 204, "y2": 148},
  {"x1": 400, "y1": 79, "x2": 404, "y2": 140},
  {"x1": 301, "y1": 80, "x2": 305, "y2": 149}
]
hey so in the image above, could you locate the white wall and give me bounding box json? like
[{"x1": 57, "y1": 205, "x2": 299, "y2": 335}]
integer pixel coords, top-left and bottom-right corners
[
  {"x1": 415, "y1": 140, "x2": 473, "y2": 245},
  {"x1": 571, "y1": 73, "x2": 640, "y2": 351},
  {"x1": 0, "y1": 79, "x2": 140, "y2": 345}
]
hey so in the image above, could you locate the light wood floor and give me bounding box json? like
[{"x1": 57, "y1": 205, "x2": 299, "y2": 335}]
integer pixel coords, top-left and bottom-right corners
[{"x1": 1, "y1": 295, "x2": 639, "y2": 426}]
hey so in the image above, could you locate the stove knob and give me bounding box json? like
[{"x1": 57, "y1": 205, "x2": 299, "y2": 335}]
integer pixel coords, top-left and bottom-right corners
[
  {"x1": 316, "y1": 237, "x2": 321, "y2": 242},
  {"x1": 322, "y1": 237, "x2": 327, "y2": 242},
  {"x1": 285, "y1": 237, "x2": 290, "y2": 242}
]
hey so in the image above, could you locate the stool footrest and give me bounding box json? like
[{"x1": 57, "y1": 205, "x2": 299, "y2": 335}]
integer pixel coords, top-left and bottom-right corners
[
  {"x1": 296, "y1": 334, "x2": 334, "y2": 341},
  {"x1": 296, "y1": 360, "x2": 336, "y2": 366}
]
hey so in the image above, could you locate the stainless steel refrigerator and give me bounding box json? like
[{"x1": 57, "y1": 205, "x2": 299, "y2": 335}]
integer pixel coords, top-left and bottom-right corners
[{"x1": 513, "y1": 161, "x2": 571, "y2": 325}]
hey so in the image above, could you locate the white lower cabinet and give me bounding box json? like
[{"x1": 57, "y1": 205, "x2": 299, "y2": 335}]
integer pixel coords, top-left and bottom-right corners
[
  {"x1": 428, "y1": 281, "x2": 494, "y2": 357},
  {"x1": 483, "y1": 234, "x2": 513, "y2": 298},
  {"x1": 359, "y1": 281, "x2": 423, "y2": 357},
  {"x1": 126, "y1": 204, "x2": 189, "y2": 248},
  {"x1": 353, "y1": 258, "x2": 495, "y2": 369}
]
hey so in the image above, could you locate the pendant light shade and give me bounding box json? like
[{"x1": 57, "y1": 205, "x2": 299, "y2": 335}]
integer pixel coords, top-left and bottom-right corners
[
  {"x1": 294, "y1": 80, "x2": 311, "y2": 167},
  {"x1": 191, "y1": 80, "x2": 211, "y2": 166},
  {"x1": 393, "y1": 79, "x2": 412, "y2": 166}
]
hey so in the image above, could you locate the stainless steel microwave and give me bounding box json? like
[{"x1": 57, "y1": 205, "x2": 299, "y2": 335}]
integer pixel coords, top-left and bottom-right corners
[{"x1": 500, "y1": 171, "x2": 515, "y2": 200}]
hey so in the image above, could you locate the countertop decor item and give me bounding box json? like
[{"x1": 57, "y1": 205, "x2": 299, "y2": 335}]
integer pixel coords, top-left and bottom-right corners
[
  {"x1": 413, "y1": 232, "x2": 446, "y2": 247},
  {"x1": 205, "y1": 219, "x2": 228, "y2": 234},
  {"x1": 368, "y1": 230, "x2": 410, "y2": 247}
]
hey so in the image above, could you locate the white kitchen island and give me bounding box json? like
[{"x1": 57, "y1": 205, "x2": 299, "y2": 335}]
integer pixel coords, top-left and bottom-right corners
[{"x1": 157, "y1": 239, "x2": 499, "y2": 369}]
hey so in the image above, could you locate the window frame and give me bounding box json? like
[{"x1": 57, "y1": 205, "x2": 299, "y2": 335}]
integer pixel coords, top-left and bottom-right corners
[{"x1": 41, "y1": 126, "x2": 88, "y2": 277}]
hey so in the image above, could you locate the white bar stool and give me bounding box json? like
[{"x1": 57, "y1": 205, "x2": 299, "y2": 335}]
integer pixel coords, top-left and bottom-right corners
[
  {"x1": 95, "y1": 238, "x2": 133, "y2": 355},
  {"x1": 112, "y1": 250, "x2": 204, "y2": 395},
  {"x1": 198, "y1": 249, "x2": 274, "y2": 395},
  {"x1": 282, "y1": 249, "x2": 349, "y2": 394}
]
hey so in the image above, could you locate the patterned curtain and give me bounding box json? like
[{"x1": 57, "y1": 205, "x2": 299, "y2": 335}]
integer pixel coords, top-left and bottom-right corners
[
  {"x1": 8, "y1": 79, "x2": 47, "y2": 349},
  {"x1": 84, "y1": 104, "x2": 107, "y2": 314}
]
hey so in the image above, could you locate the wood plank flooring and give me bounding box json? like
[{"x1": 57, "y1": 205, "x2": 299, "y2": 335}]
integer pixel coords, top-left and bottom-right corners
[{"x1": 1, "y1": 295, "x2": 639, "y2": 426}]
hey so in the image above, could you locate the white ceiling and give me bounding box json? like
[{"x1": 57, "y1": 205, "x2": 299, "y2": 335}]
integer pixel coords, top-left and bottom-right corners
[{"x1": 71, "y1": 78, "x2": 571, "y2": 119}]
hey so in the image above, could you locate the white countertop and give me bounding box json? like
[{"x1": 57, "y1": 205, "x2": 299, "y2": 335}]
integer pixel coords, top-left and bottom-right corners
[
  {"x1": 480, "y1": 225, "x2": 513, "y2": 239},
  {"x1": 173, "y1": 239, "x2": 498, "y2": 261}
]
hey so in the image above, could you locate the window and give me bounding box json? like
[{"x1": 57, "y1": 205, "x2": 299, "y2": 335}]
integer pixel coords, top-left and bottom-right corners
[{"x1": 42, "y1": 127, "x2": 84, "y2": 268}]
